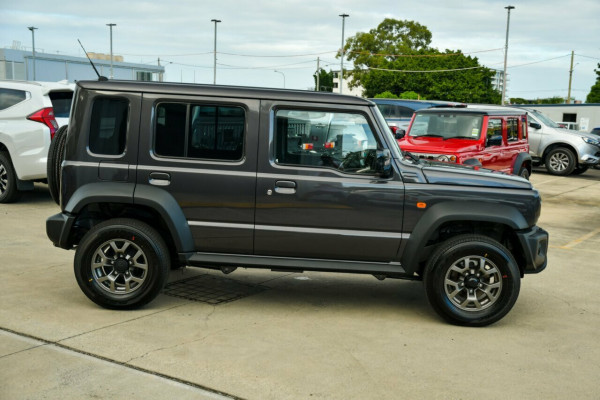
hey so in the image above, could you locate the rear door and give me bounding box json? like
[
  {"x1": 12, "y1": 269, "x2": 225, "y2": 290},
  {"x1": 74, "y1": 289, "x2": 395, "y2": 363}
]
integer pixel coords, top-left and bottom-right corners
[
  {"x1": 254, "y1": 102, "x2": 405, "y2": 262},
  {"x1": 137, "y1": 93, "x2": 259, "y2": 254}
]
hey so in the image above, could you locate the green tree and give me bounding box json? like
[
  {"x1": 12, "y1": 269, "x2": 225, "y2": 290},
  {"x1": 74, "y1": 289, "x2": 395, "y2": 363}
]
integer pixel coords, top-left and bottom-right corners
[
  {"x1": 342, "y1": 18, "x2": 501, "y2": 104},
  {"x1": 314, "y1": 69, "x2": 334, "y2": 92},
  {"x1": 585, "y1": 63, "x2": 600, "y2": 103},
  {"x1": 374, "y1": 91, "x2": 398, "y2": 99}
]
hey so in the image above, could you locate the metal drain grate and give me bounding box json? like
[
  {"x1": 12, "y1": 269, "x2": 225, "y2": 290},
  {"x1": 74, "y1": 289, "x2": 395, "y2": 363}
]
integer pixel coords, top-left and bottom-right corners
[{"x1": 162, "y1": 274, "x2": 268, "y2": 305}]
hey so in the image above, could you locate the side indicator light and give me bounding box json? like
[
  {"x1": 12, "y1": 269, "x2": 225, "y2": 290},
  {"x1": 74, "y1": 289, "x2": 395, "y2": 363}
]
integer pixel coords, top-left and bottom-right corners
[{"x1": 417, "y1": 202, "x2": 427, "y2": 209}]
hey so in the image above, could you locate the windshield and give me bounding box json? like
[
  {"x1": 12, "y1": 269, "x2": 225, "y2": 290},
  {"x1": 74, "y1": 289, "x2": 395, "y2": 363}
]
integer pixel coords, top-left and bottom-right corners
[
  {"x1": 528, "y1": 109, "x2": 559, "y2": 128},
  {"x1": 410, "y1": 113, "x2": 483, "y2": 140}
]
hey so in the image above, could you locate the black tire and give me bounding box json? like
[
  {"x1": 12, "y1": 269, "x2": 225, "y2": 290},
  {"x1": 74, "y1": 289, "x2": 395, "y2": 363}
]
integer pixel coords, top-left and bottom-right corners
[
  {"x1": 47, "y1": 125, "x2": 68, "y2": 205},
  {"x1": 0, "y1": 151, "x2": 21, "y2": 203},
  {"x1": 517, "y1": 166, "x2": 530, "y2": 180},
  {"x1": 74, "y1": 218, "x2": 171, "y2": 309},
  {"x1": 423, "y1": 234, "x2": 521, "y2": 327},
  {"x1": 545, "y1": 147, "x2": 576, "y2": 176},
  {"x1": 571, "y1": 166, "x2": 589, "y2": 175}
]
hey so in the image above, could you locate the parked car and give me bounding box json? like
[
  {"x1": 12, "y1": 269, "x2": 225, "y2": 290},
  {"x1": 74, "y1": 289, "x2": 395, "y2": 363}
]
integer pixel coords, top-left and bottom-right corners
[
  {"x1": 46, "y1": 80, "x2": 548, "y2": 326},
  {"x1": 521, "y1": 108, "x2": 600, "y2": 175},
  {"x1": 0, "y1": 80, "x2": 74, "y2": 202},
  {"x1": 371, "y1": 98, "x2": 465, "y2": 135},
  {"x1": 590, "y1": 127, "x2": 600, "y2": 136},
  {"x1": 397, "y1": 107, "x2": 532, "y2": 178}
]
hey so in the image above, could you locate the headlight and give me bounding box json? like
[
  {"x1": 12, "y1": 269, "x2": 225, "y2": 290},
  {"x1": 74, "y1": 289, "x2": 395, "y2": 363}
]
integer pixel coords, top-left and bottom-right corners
[
  {"x1": 436, "y1": 155, "x2": 457, "y2": 162},
  {"x1": 583, "y1": 137, "x2": 600, "y2": 146}
]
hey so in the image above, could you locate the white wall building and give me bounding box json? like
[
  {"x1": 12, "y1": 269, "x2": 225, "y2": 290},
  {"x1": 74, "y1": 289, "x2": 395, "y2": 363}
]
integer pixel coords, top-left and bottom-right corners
[
  {"x1": 518, "y1": 103, "x2": 600, "y2": 132},
  {"x1": 332, "y1": 70, "x2": 364, "y2": 97}
]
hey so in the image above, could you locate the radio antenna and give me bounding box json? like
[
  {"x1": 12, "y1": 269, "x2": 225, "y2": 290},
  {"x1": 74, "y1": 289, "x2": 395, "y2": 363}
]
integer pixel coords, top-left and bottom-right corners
[{"x1": 77, "y1": 39, "x2": 108, "y2": 81}]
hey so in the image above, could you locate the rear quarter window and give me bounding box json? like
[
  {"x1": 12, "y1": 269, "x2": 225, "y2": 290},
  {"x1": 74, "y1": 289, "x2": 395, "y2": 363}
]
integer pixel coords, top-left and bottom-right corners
[
  {"x1": 0, "y1": 88, "x2": 28, "y2": 111},
  {"x1": 89, "y1": 97, "x2": 129, "y2": 156}
]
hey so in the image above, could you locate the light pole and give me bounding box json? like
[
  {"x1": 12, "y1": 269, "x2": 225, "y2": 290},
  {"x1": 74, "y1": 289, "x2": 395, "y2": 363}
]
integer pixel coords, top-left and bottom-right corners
[
  {"x1": 211, "y1": 19, "x2": 221, "y2": 85},
  {"x1": 339, "y1": 13, "x2": 349, "y2": 94},
  {"x1": 274, "y1": 70, "x2": 286, "y2": 88},
  {"x1": 106, "y1": 23, "x2": 116, "y2": 79},
  {"x1": 27, "y1": 26, "x2": 37, "y2": 80},
  {"x1": 501, "y1": 6, "x2": 514, "y2": 105}
]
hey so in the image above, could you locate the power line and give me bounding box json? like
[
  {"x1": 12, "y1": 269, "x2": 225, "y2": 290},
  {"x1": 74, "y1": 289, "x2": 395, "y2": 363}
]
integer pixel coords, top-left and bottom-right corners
[{"x1": 348, "y1": 47, "x2": 504, "y2": 58}]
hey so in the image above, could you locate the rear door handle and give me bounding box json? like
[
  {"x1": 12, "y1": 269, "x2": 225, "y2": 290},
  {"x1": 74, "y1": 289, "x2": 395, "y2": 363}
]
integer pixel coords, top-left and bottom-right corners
[
  {"x1": 149, "y1": 172, "x2": 171, "y2": 186},
  {"x1": 274, "y1": 180, "x2": 296, "y2": 194}
]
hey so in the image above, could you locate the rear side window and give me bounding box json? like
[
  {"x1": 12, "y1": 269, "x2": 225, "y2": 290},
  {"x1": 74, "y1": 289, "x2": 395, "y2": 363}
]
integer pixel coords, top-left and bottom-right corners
[
  {"x1": 507, "y1": 118, "x2": 519, "y2": 142},
  {"x1": 0, "y1": 88, "x2": 28, "y2": 111},
  {"x1": 154, "y1": 102, "x2": 245, "y2": 161},
  {"x1": 49, "y1": 91, "x2": 73, "y2": 118},
  {"x1": 89, "y1": 97, "x2": 129, "y2": 156}
]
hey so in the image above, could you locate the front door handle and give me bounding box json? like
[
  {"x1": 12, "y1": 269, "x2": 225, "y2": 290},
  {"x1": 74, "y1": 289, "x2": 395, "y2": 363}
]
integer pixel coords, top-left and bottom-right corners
[
  {"x1": 274, "y1": 180, "x2": 296, "y2": 194},
  {"x1": 149, "y1": 172, "x2": 171, "y2": 186}
]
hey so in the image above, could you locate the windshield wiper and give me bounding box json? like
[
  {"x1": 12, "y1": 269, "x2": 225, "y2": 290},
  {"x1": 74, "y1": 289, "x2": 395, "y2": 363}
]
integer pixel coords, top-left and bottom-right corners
[{"x1": 402, "y1": 150, "x2": 420, "y2": 164}]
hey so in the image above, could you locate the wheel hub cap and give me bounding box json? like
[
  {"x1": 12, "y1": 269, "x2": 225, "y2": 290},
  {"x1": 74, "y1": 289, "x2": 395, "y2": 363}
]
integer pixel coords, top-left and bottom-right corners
[
  {"x1": 90, "y1": 239, "x2": 148, "y2": 295},
  {"x1": 444, "y1": 255, "x2": 503, "y2": 311}
]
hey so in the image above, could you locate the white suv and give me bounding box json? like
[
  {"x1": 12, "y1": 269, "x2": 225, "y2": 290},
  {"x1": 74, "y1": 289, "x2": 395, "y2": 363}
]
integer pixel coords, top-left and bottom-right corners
[{"x1": 0, "y1": 80, "x2": 74, "y2": 202}]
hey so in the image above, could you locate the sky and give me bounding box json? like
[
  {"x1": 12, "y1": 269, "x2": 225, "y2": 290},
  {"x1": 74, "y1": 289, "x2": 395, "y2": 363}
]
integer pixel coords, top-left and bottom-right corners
[{"x1": 1, "y1": 0, "x2": 599, "y2": 101}]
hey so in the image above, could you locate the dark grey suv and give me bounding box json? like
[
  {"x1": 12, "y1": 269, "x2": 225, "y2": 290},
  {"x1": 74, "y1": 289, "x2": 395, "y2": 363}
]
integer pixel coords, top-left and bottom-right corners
[{"x1": 46, "y1": 80, "x2": 548, "y2": 326}]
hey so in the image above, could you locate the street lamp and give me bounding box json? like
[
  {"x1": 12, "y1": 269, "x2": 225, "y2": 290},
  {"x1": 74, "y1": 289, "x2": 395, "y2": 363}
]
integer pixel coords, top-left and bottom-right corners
[
  {"x1": 211, "y1": 19, "x2": 221, "y2": 85},
  {"x1": 27, "y1": 26, "x2": 37, "y2": 80},
  {"x1": 339, "y1": 13, "x2": 349, "y2": 94},
  {"x1": 274, "y1": 70, "x2": 286, "y2": 88},
  {"x1": 501, "y1": 6, "x2": 515, "y2": 105},
  {"x1": 106, "y1": 23, "x2": 116, "y2": 79}
]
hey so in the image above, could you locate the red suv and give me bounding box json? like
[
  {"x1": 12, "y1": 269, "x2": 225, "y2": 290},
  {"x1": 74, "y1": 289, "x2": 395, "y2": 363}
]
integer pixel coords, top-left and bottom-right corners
[{"x1": 398, "y1": 107, "x2": 532, "y2": 178}]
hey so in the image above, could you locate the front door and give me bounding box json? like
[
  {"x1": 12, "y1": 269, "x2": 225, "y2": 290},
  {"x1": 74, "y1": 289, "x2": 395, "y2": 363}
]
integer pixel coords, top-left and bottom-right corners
[{"x1": 254, "y1": 104, "x2": 405, "y2": 262}]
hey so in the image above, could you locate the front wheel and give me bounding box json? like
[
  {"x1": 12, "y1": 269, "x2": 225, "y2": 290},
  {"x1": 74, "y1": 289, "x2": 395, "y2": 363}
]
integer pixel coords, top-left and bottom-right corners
[
  {"x1": 424, "y1": 235, "x2": 521, "y2": 326},
  {"x1": 74, "y1": 218, "x2": 170, "y2": 309},
  {"x1": 545, "y1": 147, "x2": 576, "y2": 176},
  {"x1": 571, "y1": 165, "x2": 589, "y2": 175}
]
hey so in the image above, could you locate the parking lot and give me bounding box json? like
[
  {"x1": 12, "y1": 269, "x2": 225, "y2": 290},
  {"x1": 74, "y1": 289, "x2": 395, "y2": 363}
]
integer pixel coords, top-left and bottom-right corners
[{"x1": 1, "y1": 168, "x2": 599, "y2": 400}]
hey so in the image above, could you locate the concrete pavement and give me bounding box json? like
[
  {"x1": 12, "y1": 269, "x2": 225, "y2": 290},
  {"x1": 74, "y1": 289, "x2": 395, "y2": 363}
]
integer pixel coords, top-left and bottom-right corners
[{"x1": 1, "y1": 168, "x2": 599, "y2": 399}]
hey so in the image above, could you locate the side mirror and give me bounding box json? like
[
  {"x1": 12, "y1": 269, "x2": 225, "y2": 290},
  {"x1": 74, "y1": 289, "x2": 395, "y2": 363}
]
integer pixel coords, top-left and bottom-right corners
[
  {"x1": 390, "y1": 126, "x2": 405, "y2": 139},
  {"x1": 529, "y1": 122, "x2": 542, "y2": 130},
  {"x1": 395, "y1": 129, "x2": 406, "y2": 139},
  {"x1": 375, "y1": 149, "x2": 392, "y2": 178}
]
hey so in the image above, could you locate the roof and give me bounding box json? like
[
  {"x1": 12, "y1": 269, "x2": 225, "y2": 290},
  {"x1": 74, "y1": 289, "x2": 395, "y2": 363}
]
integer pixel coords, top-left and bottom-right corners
[
  {"x1": 77, "y1": 80, "x2": 373, "y2": 106},
  {"x1": 370, "y1": 98, "x2": 464, "y2": 107},
  {"x1": 417, "y1": 107, "x2": 527, "y2": 116}
]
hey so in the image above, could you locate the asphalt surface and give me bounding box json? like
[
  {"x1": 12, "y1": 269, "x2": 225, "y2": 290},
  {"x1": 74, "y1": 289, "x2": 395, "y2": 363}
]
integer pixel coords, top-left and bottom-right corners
[{"x1": 1, "y1": 167, "x2": 599, "y2": 399}]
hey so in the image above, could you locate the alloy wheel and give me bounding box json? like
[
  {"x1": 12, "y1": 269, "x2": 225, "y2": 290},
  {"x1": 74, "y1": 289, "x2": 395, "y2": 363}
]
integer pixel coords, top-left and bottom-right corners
[
  {"x1": 444, "y1": 255, "x2": 503, "y2": 311},
  {"x1": 91, "y1": 239, "x2": 148, "y2": 295}
]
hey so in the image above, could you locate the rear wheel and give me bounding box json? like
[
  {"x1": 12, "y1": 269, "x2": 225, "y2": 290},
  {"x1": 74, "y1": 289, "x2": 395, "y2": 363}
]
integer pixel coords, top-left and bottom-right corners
[
  {"x1": 517, "y1": 166, "x2": 530, "y2": 180},
  {"x1": 545, "y1": 147, "x2": 576, "y2": 176},
  {"x1": 74, "y1": 218, "x2": 171, "y2": 309},
  {"x1": 0, "y1": 152, "x2": 21, "y2": 203},
  {"x1": 47, "y1": 125, "x2": 68, "y2": 205},
  {"x1": 424, "y1": 234, "x2": 521, "y2": 326}
]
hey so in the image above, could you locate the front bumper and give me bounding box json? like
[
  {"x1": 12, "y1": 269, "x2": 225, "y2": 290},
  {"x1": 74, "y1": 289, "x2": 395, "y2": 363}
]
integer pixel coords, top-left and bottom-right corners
[
  {"x1": 46, "y1": 212, "x2": 76, "y2": 249},
  {"x1": 517, "y1": 226, "x2": 549, "y2": 274},
  {"x1": 579, "y1": 143, "x2": 600, "y2": 166}
]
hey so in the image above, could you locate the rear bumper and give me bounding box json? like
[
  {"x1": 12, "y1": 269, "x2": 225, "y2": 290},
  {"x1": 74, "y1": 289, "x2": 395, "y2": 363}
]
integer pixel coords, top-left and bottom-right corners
[
  {"x1": 517, "y1": 226, "x2": 549, "y2": 274},
  {"x1": 46, "y1": 212, "x2": 75, "y2": 249}
]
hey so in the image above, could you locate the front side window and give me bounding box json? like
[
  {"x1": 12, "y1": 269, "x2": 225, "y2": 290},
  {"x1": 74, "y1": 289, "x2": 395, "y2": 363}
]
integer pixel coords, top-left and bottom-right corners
[
  {"x1": 410, "y1": 113, "x2": 483, "y2": 140},
  {"x1": 154, "y1": 102, "x2": 245, "y2": 161},
  {"x1": 89, "y1": 97, "x2": 129, "y2": 155},
  {"x1": 274, "y1": 109, "x2": 379, "y2": 174}
]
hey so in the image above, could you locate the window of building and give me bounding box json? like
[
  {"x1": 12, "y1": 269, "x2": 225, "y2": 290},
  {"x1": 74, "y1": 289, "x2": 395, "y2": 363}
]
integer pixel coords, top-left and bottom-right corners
[
  {"x1": 562, "y1": 113, "x2": 576, "y2": 123},
  {"x1": 154, "y1": 103, "x2": 245, "y2": 161},
  {"x1": 0, "y1": 88, "x2": 28, "y2": 110},
  {"x1": 507, "y1": 118, "x2": 519, "y2": 142},
  {"x1": 274, "y1": 109, "x2": 379, "y2": 174},
  {"x1": 333, "y1": 82, "x2": 339, "y2": 89},
  {"x1": 136, "y1": 71, "x2": 153, "y2": 81},
  {"x1": 89, "y1": 97, "x2": 129, "y2": 155}
]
